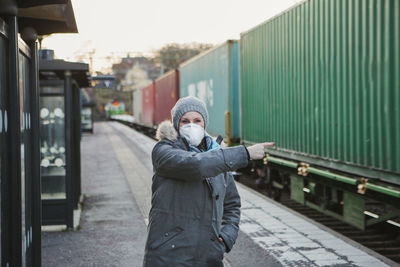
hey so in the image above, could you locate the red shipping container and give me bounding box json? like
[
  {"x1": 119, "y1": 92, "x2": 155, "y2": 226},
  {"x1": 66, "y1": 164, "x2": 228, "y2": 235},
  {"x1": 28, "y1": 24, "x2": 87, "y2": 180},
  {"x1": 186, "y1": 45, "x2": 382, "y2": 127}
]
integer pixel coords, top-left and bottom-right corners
[
  {"x1": 154, "y1": 70, "x2": 180, "y2": 125},
  {"x1": 141, "y1": 82, "x2": 155, "y2": 127}
]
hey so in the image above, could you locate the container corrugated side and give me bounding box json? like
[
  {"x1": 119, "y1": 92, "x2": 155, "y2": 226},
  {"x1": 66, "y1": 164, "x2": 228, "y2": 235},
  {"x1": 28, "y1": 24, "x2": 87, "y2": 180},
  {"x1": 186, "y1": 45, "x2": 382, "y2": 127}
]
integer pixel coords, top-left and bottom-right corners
[
  {"x1": 229, "y1": 41, "x2": 240, "y2": 141},
  {"x1": 141, "y1": 82, "x2": 155, "y2": 127},
  {"x1": 133, "y1": 89, "x2": 142, "y2": 123},
  {"x1": 179, "y1": 40, "x2": 240, "y2": 140},
  {"x1": 240, "y1": 0, "x2": 400, "y2": 184},
  {"x1": 154, "y1": 70, "x2": 179, "y2": 125}
]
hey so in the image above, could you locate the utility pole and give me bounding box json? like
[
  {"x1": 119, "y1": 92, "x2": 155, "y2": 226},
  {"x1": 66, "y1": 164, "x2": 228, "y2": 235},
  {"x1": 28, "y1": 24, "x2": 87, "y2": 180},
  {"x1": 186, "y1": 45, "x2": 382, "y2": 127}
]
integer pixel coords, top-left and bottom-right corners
[{"x1": 88, "y1": 49, "x2": 96, "y2": 75}]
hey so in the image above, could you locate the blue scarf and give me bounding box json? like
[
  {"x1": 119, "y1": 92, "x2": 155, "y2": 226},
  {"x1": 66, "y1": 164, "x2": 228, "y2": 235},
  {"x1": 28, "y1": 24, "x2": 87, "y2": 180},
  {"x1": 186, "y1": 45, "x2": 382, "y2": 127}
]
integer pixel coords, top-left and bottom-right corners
[{"x1": 189, "y1": 133, "x2": 220, "y2": 152}]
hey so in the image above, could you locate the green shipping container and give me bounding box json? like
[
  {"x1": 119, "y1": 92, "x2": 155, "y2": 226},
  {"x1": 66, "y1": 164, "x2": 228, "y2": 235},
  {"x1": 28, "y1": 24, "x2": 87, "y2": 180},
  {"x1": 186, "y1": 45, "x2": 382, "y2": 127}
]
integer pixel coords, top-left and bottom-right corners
[
  {"x1": 179, "y1": 40, "x2": 240, "y2": 142},
  {"x1": 240, "y1": 0, "x2": 400, "y2": 185}
]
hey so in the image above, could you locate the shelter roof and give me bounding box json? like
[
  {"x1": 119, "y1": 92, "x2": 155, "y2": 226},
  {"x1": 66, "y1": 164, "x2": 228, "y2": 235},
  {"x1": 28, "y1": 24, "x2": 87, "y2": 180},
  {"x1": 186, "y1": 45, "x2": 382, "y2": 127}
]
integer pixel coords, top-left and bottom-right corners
[
  {"x1": 39, "y1": 59, "x2": 91, "y2": 87},
  {"x1": 17, "y1": 0, "x2": 78, "y2": 35}
]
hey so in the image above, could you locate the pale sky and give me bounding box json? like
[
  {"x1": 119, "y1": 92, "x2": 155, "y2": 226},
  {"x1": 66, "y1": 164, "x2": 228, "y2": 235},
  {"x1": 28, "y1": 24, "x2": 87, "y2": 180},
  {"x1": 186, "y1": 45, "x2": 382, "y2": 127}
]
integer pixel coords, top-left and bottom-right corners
[{"x1": 42, "y1": 0, "x2": 302, "y2": 73}]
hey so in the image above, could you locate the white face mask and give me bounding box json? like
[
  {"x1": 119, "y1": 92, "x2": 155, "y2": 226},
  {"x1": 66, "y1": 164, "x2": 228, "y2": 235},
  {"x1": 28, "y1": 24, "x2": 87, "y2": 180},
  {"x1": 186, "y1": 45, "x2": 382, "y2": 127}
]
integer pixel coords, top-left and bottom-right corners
[{"x1": 179, "y1": 123, "x2": 205, "y2": 146}]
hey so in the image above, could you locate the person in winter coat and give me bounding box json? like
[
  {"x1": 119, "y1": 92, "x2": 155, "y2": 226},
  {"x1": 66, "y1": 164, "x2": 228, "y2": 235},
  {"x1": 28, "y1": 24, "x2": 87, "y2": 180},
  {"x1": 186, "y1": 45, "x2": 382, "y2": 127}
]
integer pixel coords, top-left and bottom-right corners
[{"x1": 143, "y1": 96, "x2": 274, "y2": 267}]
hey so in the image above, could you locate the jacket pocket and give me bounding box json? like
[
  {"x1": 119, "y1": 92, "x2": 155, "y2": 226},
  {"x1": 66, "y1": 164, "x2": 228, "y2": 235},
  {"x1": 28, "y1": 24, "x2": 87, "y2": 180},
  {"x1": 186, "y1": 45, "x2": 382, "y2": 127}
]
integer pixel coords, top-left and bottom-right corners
[
  {"x1": 207, "y1": 238, "x2": 225, "y2": 262},
  {"x1": 149, "y1": 226, "x2": 184, "y2": 250},
  {"x1": 218, "y1": 238, "x2": 227, "y2": 253}
]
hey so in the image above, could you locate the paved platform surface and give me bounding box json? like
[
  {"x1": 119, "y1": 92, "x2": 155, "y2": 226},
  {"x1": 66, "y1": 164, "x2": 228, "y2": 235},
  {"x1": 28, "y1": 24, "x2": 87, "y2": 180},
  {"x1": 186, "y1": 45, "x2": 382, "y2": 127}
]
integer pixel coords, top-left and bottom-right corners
[
  {"x1": 42, "y1": 122, "x2": 147, "y2": 266},
  {"x1": 237, "y1": 186, "x2": 390, "y2": 267},
  {"x1": 42, "y1": 122, "x2": 394, "y2": 266}
]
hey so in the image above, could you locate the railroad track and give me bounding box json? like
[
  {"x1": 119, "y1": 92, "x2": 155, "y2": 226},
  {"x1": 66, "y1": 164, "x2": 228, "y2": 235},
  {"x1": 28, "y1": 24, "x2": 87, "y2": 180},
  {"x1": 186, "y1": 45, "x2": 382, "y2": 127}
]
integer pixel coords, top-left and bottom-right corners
[{"x1": 238, "y1": 175, "x2": 400, "y2": 264}]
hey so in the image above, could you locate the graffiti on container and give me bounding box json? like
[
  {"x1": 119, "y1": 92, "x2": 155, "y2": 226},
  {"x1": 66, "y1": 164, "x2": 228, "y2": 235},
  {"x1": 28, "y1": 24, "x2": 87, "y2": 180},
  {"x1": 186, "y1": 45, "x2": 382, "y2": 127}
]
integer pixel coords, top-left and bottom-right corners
[{"x1": 187, "y1": 79, "x2": 214, "y2": 107}]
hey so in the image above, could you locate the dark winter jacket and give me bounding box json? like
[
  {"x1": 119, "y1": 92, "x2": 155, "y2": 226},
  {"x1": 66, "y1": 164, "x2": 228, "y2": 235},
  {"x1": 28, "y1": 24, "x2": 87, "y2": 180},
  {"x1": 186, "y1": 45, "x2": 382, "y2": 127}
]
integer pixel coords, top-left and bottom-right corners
[{"x1": 143, "y1": 121, "x2": 248, "y2": 267}]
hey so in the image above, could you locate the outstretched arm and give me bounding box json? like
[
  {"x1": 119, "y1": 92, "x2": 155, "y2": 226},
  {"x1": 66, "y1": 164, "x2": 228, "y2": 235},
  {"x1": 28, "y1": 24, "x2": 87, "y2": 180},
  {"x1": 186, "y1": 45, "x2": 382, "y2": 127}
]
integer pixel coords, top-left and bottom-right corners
[{"x1": 152, "y1": 142, "x2": 248, "y2": 181}]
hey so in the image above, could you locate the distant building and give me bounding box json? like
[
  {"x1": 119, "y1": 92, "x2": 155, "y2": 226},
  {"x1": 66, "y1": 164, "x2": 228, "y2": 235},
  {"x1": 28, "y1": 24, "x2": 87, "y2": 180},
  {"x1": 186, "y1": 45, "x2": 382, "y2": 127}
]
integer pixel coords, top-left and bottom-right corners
[
  {"x1": 112, "y1": 56, "x2": 159, "y2": 91},
  {"x1": 111, "y1": 57, "x2": 135, "y2": 90},
  {"x1": 121, "y1": 64, "x2": 152, "y2": 92}
]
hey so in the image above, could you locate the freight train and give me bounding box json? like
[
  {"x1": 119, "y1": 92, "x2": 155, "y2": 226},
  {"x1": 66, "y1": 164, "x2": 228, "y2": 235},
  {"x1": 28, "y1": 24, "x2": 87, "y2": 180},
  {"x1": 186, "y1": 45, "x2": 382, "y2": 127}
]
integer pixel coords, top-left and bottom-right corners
[{"x1": 116, "y1": 0, "x2": 400, "y2": 232}]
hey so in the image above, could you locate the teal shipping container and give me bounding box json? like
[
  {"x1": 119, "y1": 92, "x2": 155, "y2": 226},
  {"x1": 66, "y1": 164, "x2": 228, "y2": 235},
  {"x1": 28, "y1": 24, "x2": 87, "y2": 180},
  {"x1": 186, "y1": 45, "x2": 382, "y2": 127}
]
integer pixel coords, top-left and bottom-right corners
[
  {"x1": 240, "y1": 0, "x2": 400, "y2": 185},
  {"x1": 179, "y1": 40, "x2": 240, "y2": 143}
]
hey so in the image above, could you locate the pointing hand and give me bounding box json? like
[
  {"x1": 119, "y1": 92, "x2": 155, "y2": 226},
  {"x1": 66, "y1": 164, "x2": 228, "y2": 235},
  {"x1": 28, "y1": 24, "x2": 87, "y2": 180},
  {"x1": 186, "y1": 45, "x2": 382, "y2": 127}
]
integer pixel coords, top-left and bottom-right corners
[{"x1": 247, "y1": 142, "x2": 275, "y2": 160}]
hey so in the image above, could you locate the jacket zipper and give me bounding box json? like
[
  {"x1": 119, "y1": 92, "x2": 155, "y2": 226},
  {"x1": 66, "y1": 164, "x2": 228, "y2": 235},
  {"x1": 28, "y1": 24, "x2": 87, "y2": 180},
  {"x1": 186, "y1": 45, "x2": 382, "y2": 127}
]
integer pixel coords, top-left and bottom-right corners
[{"x1": 206, "y1": 178, "x2": 219, "y2": 239}]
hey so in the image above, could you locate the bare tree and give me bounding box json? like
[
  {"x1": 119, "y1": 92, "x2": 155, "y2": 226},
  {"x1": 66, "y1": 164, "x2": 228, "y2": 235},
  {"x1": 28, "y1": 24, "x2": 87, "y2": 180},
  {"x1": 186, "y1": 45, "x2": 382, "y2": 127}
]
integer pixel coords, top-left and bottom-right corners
[{"x1": 154, "y1": 43, "x2": 214, "y2": 74}]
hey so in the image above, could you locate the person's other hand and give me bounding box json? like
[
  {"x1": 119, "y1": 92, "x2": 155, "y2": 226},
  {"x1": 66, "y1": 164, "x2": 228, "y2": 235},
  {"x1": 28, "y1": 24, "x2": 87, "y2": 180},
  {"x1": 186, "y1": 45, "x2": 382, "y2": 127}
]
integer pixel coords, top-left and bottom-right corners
[{"x1": 247, "y1": 142, "x2": 275, "y2": 160}]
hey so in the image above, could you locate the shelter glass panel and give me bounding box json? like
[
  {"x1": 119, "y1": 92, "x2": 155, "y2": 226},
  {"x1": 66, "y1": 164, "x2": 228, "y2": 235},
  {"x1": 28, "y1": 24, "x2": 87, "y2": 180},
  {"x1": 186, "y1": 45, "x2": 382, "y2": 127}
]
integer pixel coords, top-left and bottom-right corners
[
  {"x1": 40, "y1": 92, "x2": 66, "y2": 199},
  {"x1": 81, "y1": 107, "x2": 92, "y2": 131},
  {"x1": 0, "y1": 25, "x2": 7, "y2": 265},
  {"x1": 19, "y1": 45, "x2": 32, "y2": 266}
]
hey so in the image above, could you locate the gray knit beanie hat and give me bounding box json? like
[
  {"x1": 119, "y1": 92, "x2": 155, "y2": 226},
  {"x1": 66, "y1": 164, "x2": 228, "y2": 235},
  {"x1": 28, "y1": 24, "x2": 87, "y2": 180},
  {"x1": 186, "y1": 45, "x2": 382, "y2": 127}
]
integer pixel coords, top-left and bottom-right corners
[{"x1": 171, "y1": 96, "x2": 209, "y2": 131}]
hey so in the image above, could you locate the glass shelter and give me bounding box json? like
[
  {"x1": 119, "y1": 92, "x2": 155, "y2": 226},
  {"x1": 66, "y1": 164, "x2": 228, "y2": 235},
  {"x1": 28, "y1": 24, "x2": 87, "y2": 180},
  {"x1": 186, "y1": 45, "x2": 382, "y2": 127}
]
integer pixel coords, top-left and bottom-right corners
[
  {"x1": 81, "y1": 103, "x2": 94, "y2": 133},
  {"x1": 0, "y1": 0, "x2": 79, "y2": 266},
  {"x1": 39, "y1": 57, "x2": 90, "y2": 228},
  {"x1": 0, "y1": 23, "x2": 40, "y2": 267},
  {"x1": 80, "y1": 89, "x2": 95, "y2": 133}
]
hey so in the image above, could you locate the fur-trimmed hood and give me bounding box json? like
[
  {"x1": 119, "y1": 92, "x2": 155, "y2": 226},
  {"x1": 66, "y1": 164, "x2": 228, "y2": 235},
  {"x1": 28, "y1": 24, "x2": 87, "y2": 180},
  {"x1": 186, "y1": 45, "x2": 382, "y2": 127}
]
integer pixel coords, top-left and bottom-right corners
[{"x1": 156, "y1": 120, "x2": 178, "y2": 142}]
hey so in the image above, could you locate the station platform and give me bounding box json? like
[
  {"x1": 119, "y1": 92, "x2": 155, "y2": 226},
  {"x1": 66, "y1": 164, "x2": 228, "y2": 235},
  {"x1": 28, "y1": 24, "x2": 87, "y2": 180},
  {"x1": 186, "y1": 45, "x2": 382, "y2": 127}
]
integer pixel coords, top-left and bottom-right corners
[{"x1": 42, "y1": 122, "x2": 395, "y2": 267}]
